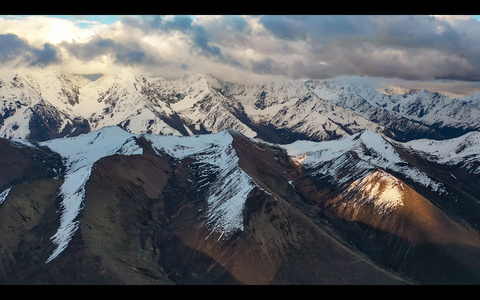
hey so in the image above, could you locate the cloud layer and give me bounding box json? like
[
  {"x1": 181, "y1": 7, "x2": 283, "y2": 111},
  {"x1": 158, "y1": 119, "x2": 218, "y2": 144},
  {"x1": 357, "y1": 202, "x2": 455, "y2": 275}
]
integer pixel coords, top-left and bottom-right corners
[{"x1": 1, "y1": 15, "x2": 480, "y2": 96}]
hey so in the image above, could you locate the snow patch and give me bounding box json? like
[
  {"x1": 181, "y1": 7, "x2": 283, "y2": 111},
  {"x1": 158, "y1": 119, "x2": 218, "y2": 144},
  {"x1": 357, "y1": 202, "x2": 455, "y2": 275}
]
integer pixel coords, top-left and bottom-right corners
[
  {"x1": 0, "y1": 187, "x2": 12, "y2": 205},
  {"x1": 10, "y1": 138, "x2": 36, "y2": 148},
  {"x1": 341, "y1": 171, "x2": 405, "y2": 214},
  {"x1": 40, "y1": 126, "x2": 143, "y2": 263},
  {"x1": 145, "y1": 130, "x2": 257, "y2": 238}
]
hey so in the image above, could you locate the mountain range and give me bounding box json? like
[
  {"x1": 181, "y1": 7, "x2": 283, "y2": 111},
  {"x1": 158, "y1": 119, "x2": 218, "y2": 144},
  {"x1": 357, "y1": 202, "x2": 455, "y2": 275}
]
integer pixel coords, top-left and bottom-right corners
[
  {"x1": 2, "y1": 68, "x2": 480, "y2": 143},
  {"x1": 0, "y1": 68, "x2": 480, "y2": 284}
]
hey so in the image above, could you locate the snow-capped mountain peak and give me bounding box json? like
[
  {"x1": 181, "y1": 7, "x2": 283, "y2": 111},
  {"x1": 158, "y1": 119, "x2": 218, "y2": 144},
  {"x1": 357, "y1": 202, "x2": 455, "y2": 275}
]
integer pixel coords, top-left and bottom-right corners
[
  {"x1": 339, "y1": 170, "x2": 406, "y2": 214},
  {"x1": 2, "y1": 68, "x2": 480, "y2": 145},
  {"x1": 403, "y1": 130, "x2": 480, "y2": 174},
  {"x1": 282, "y1": 129, "x2": 445, "y2": 193},
  {"x1": 379, "y1": 87, "x2": 422, "y2": 96}
]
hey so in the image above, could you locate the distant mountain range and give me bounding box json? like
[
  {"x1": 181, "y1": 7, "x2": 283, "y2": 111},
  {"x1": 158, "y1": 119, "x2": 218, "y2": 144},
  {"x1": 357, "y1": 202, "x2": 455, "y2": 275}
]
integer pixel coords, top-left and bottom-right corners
[
  {"x1": 2, "y1": 68, "x2": 480, "y2": 143},
  {"x1": 1, "y1": 68, "x2": 480, "y2": 284}
]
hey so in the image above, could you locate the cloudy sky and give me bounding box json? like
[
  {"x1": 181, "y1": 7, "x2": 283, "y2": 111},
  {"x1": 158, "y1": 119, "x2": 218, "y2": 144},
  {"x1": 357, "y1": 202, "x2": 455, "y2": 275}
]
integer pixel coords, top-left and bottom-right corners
[{"x1": 1, "y1": 14, "x2": 480, "y2": 97}]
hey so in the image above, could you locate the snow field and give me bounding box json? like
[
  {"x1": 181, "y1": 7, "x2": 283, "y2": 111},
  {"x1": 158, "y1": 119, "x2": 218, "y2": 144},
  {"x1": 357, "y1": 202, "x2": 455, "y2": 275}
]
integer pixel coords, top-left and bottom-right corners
[{"x1": 403, "y1": 131, "x2": 480, "y2": 173}]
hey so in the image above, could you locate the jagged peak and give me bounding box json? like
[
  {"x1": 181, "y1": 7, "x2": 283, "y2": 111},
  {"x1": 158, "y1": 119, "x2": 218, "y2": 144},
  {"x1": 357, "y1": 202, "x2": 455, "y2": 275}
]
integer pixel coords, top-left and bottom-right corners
[
  {"x1": 412, "y1": 88, "x2": 449, "y2": 99},
  {"x1": 97, "y1": 68, "x2": 149, "y2": 84},
  {"x1": 402, "y1": 129, "x2": 480, "y2": 170}
]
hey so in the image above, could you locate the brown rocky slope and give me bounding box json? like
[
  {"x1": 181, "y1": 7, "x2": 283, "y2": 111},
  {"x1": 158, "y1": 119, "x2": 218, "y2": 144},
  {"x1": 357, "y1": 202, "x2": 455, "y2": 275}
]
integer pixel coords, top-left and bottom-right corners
[{"x1": 0, "y1": 128, "x2": 479, "y2": 284}]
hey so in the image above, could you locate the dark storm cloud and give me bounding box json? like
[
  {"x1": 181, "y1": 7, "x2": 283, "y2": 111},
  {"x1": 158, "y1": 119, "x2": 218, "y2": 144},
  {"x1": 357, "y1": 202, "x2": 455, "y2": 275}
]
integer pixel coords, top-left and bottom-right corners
[
  {"x1": 259, "y1": 15, "x2": 308, "y2": 40},
  {"x1": 191, "y1": 25, "x2": 223, "y2": 58},
  {"x1": 62, "y1": 37, "x2": 147, "y2": 65},
  {"x1": 221, "y1": 15, "x2": 249, "y2": 33},
  {"x1": 259, "y1": 15, "x2": 375, "y2": 41},
  {"x1": 258, "y1": 15, "x2": 463, "y2": 49},
  {"x1": 0, "y1": 33, "x2": 60, "y2": 66},
  {"x1": 20, "y1": 14, "x2": 478, "y2": 87},
  {"x1": 0, "y1": 34, "x2": 30, "y2": 61},
  {"x1": 120, "y1": 15, "x2": 193, "y2": 32},
  {"x1": 256, "y1": 15, "x2": 480, "y2": 82},
  {"x1": 120, "y1": 15, "x2": 240, "y2": 66},
  {"x1": 31, "y1": 43, "x2": 61, "y2": 66},
  {"x1": 63, "y1": 37, "x2": 113, "y2": 60},
  {"x1": 119, "y1": 15, "x2": 480, "y2": 82},
  {"x1": 250, "y1": 57, "x2": 287, "y2": 76},
  {"x1": 116, "y1": 50, "x2": 145, "y2": 65}
]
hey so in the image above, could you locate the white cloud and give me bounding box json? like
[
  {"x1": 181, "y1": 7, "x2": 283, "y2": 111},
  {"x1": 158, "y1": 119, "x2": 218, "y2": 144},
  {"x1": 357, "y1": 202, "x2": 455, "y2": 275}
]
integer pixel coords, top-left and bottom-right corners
[
  {"x1": 1, "y1": 15, "x2": 480, "y2": 96},
  {"x1": 0, "y1": 15, "x2": 104, "y2": 46},
  {"x1": 433, "y1": 15, "x2": 473, "y2": 24}
]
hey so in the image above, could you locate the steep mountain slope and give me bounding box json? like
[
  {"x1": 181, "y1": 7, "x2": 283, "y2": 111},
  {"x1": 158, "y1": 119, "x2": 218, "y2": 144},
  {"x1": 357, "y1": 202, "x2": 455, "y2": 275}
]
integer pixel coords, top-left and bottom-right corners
[
  {"x1": 39, "y1": 126, "x2": 144, "y2": 263},
  {"x1": 0, "y1": 69, "x2": 90, "y2": 140},
  {"x1": 3, "y1": 68, "x2": 480, "y2": 143},
  {"x1": 402, "y1": 131, "x2": 480, "y2": 174},
  {"x1": 225, "y1": 80, "x2": 385, "y2": 143},
  {"x1": 153, "y1": 73, "x2": 257, "y2": 138},
  {"x1": 281, "y1": 130, "x2": 480, "y2": 284},
  {"x1": 1, "y1": 126, "x2": 480, "y2": 284}
]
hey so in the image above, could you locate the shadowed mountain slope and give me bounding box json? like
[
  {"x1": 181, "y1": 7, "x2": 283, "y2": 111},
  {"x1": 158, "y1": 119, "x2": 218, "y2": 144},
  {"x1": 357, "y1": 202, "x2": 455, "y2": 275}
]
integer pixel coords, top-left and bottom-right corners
[{"x1": 1, "y1": 127, "x2": 480, "y2": 284}]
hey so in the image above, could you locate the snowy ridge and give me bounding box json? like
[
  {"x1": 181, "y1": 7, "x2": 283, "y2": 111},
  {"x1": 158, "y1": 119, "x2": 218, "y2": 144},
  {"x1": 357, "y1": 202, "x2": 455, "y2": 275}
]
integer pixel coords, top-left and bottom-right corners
[
  {"x1": 82, "y1": 72, "x2": 184, "y2": 136},
  {"x1": 4, "y1": 124, "x2": 480, "y2": 266},
  {"x1": 33, "y1": 126, "x2": 264, "y2": 263},
  {"x1": 40, "y1": 126, "x2": 143, "y2": 263},
  {"x1": 3, "y1": 68, "x2": 480, "y2": 143},
  {"x1": 164, "y1": 74, "x2": 257, "y2": 138},
  {"x1": 0, "y1": 68, "x2": 90, "y2": 139},
  {"x1": 231, "y1": 79, "x2": 384, "y2": 141},
  {"x1": 145, "y1": 129, "x2": 257, "y2": 238},
  {"x1": 282, "y1": 130, "x2": 446, "y2": 193},
  {"x1": 402, "y1": 131, "x2": 480, "y2": 174},
  {"x1": 0, "y1": 71, "x2": 41, "y2": 139},
  {"x1": 0, "y1": 186, "x2": 12, "y2": 206},
  {"x1": 305, "y1": 80, "x2": 480, "y2": 131}
]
